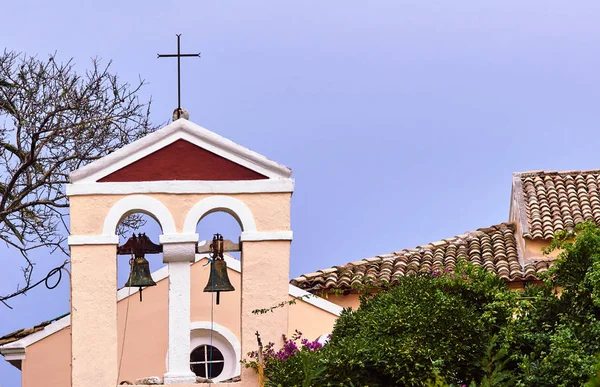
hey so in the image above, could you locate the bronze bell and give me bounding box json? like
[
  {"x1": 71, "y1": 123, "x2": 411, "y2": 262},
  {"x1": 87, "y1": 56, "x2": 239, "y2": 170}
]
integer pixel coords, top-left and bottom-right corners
[
  {"x1": 125, "y1": 256, "x2": 157, "y2": 288},
  {"x1": 118, "y1": 233, "x2": 161, "y2": 301},
  {"x1": 204, "y1": 234, "x2": 235, "y2": 305}
]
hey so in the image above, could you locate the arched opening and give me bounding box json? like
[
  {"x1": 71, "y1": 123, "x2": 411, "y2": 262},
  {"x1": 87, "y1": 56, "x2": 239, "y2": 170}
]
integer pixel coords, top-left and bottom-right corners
[
  {"x1": 190, "y1": 210, "x2": 243, "y2": 373},
  {"x1": 114, "y1": 212, "x2": 168, "y2": 383},
  {"x1": 116, "y1": 213, "x2": 165, "y2": 289},
  {"x1": 196, "y1": 211, "x2": 242, "y2": 260}
]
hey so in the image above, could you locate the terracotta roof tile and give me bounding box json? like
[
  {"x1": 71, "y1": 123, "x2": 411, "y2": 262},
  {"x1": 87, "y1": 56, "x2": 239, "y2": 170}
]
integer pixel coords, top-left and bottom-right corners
[
  {"x1": 291, "y1": 222, "x2": 548, "y2": 292},
  {"x1": 0, "y1": 313, "x2": 69, "y2": 346},
  {"x1": 518, "y1": 170, "x2": 600, "y2": 239}
]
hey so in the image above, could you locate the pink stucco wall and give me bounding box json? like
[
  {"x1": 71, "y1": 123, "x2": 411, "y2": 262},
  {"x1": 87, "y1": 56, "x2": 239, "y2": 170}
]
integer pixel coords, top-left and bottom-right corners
[
  {"x1": 22, "y1": 327, "x2": 71, "y2": 387},
  {"x1": 322, "y1": 294, "x2": 362, "y2": 311}
]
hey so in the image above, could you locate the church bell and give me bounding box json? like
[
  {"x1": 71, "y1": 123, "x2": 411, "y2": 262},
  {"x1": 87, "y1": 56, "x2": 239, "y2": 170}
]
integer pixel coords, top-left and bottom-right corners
[
  {"x1": 118, "y1": 233, "x2": 161, "y2": 301},
  {"x1": 125, "y1": 256, "x2": 157, "y2": 289},
  {"x1": 204, "y1": 234, "x2": 235, "y2": 305}
]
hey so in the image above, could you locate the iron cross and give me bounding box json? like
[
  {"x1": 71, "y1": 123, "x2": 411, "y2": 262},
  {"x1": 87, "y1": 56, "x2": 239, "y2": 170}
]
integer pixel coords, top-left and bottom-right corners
[{"x1": 157, "y1": 34, "x2": 201, "y2": 119}]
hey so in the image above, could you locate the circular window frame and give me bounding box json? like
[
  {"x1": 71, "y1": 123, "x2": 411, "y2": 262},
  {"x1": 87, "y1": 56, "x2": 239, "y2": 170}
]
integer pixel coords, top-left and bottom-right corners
[
  {"x1": 190, "y1": 344, "x2": 225, "y2": 379},
  {"x1": 188, "y1": 321, "x2": 241, "y2": 382}
]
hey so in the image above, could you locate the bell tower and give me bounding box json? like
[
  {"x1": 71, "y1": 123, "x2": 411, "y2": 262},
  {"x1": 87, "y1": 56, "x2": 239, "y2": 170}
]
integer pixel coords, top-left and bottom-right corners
[{"x1": 67, "y1": 118, "x2": 293, "y2": 386}]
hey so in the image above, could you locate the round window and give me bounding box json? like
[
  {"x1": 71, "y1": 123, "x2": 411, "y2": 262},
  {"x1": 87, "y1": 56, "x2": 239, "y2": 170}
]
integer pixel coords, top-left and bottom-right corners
[{"x1": 190, "y1": 344, "x2": 225, "y2": 379}]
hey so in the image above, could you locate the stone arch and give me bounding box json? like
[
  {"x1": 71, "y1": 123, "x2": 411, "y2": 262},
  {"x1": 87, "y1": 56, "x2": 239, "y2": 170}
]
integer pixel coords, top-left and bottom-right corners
[
  {"x1": 183, "y1": 196, "x2": 257, "y2": 234},
  {"x1": 102, "y1": 195, "x2": 177, "y2": 235}
]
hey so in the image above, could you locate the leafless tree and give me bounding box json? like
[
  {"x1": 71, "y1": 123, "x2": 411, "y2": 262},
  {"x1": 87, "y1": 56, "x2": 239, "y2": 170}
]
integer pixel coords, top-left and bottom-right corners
[{"x1": 0, "y1": 50, "x2": 157, "y2": 305}]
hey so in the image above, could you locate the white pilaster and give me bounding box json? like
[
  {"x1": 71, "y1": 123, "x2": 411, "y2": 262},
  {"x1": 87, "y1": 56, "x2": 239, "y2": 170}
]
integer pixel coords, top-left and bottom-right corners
[{"x1": 163, "y1": 242, "x2": 196, "y2": 384}]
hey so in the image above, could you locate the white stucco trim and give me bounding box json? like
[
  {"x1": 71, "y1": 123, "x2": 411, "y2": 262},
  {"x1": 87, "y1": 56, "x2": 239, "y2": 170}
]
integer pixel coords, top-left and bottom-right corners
[
  {"x1": 190, "y1": 321, "x2": 241, "y2": 381},
  {"x1": 288, "y1": 285, "x2": 343, "y2": 317},
  {"x1": 102, "y1": 195, "x2": 177, "y2": 235},
  {"x1": 69, "y1": 119, "x2": 292, "y2": 183},
  {"x1": 183, "y1": 196, "x2": 257, "y2": 233},
  {"x1": 0, "y1": 315, "x2": 71, "y2": 350},
  {"x1": 68, "y1": 235, "x2": 119, "y2": 245},
  {"x1": 0, "y1": 346, "x2": 25, "y2": 360},
  {"x1": 240, "y1": 231, "x2": 293, "y2": 242},
  {"x1": 66, "y1": 179, "x2": 295, "y2": 196},
  {"x1": 221, "y1": 255, "x2": 241, "y2": 272},
  {"x1": 160, "y1": 233, "x2": 199, "y2": 244},
  {"x1": 164, "y1": 261, "x2": 196, "y2": 384}
]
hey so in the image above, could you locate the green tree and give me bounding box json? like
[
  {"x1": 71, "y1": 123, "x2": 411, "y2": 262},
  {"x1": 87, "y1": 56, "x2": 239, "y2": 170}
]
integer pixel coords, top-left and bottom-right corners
[
  {"x1": 502, "y1": 221, "x2": 600, "y2": 386},
  {"x1": 247, "y1": 262, "x2": 520, "y2": 387},
  {"x1": 318, "y1": 263, "x2": 518, "y2": 386}
]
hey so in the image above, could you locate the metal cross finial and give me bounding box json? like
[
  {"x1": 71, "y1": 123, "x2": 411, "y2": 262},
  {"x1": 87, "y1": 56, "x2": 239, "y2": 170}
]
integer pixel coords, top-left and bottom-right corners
[{"x1": 157, "y1": 34, "x2": 201, "y2": 119}]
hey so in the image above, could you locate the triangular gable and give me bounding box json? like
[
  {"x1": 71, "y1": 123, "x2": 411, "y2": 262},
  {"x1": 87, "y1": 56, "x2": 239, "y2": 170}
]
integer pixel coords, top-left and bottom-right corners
[
  {"x1": 70, "y1": 119, "x2": 292, "y2": 183},
  {"x1": 99, "y1": 139, "x2": 267, "y2": 182}
]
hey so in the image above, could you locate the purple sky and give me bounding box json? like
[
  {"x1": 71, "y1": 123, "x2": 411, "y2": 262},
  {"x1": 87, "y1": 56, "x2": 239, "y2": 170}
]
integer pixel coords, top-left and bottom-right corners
[{"x1": 2, "y1": 1, "x2": 600, "y2": 385}]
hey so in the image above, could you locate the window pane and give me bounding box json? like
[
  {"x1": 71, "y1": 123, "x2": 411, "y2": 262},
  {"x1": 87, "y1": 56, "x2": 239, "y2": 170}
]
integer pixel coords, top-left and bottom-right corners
[
  {"x1": 191, "y1": 362, "x2": 206, "y2": 378},
  {"x1": 208, "y1": 346, "x2": 224, "y2": 361},
  {"x1": 190, "y1": 345, "x2": 225, "y2": 379},
  {"x1": 208, "y1": 361, "x2": 224, "y2": 378},
  {"x1": 190, "y1": 346, "x2": 207, "y2": 362}
]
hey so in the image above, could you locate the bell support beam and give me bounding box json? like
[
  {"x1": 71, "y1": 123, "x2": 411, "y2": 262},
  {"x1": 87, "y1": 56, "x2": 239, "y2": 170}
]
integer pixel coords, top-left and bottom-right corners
[
  {"x1": 161, "y1": 235, "x2": 198, "y2": 385},
  {"x1": 196, "y1": 238, "x2": 240, "y2": 254}
]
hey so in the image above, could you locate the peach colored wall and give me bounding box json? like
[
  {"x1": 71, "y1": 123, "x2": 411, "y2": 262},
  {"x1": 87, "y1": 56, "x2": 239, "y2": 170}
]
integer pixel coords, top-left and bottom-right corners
[
  {"x1": 115, "y1": 274, "x2": 169, "y2": 384},
  {"x1": 322, "y1": 294, "x2": 362, "y2": 310},
  {"x1": 522, "y1": 238, "x2": 558, "y2": 260},
  {"x1": 240, "y1": 241, "x2": 290, "y2": 383},
  {"x1": 23, "y1": 327, "x2": 71, "y2": 387},
  {"x1": 287, "y1": 295, "x2": 338, "y2": 341},
  {"x1": 70, "y1": 244, "x2": 118, "y2": 387},
  {"x1": 69, "y1": 193, "x2": 291, "y2": 235}
]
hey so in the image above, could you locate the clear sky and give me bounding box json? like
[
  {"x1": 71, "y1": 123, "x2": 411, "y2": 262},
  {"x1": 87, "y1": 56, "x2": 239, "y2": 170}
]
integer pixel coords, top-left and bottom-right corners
[{"x1": 1, "y1": 1, "x2": 600, "y2": 385}]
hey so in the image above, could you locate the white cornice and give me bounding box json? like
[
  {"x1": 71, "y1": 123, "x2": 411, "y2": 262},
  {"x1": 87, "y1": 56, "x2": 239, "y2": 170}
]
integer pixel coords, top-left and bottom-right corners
[
  {"x1": 69, "y1": 119, "x2": 292, "y2": 183},
  {"x1": 0, "y1": 346, "x2": 25, "y2": 360},
  {"x1": 68, "y1": 235, "x2": 119, "y2": 245},
  {"x1": 287, "y1": 285, "x2": 343, "y2": 317},
  {"x1": 66, "y1": 179, "x2": 295, "y2": 196},
  {"x1": 240, "y1": 231, "x2": 293, "y2": 242}
]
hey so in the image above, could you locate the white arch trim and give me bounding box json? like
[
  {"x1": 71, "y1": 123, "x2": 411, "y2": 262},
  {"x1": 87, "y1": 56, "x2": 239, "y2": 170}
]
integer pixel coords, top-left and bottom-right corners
[
  {"x1": 183, "y1": 196, "x2": 257, "y2": 234},
  {"x1": 190, "y1": 321, "x2": 241, "y2": 379},
  {"x1": 102, "y1": 195, "x2": 177, "y2": 235}
]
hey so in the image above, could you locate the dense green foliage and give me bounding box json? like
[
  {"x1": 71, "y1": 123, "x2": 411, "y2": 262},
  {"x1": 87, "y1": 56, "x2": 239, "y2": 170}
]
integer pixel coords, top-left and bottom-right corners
[
  {"x1": 246, "y1": 222, "x2": 600, "y2": 386},
  {"x1": 320, "y1": 264, "x2": 517, "y2": 386},
  {"x1": 502, "y1": 222, "x2": 600, "y2": 386}
]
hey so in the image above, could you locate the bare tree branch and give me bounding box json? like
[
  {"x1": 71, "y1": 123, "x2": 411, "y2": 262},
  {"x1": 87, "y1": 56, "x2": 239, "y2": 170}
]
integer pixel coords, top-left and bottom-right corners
[{"x1": 0, "y1": 50, "x2": 157, "y2": 303}]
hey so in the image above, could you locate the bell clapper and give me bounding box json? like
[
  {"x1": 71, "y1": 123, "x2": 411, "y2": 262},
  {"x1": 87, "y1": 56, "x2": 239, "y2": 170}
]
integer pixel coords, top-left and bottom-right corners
[{"x1": 216, "y1": 291, "x2": 220, "y2": 305}]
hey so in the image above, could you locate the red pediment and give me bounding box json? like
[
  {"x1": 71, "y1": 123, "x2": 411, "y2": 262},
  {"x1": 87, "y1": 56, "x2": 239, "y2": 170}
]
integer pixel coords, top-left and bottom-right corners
[{"x1": 98, "y1": 139, "x2": 268, "y2": 182}]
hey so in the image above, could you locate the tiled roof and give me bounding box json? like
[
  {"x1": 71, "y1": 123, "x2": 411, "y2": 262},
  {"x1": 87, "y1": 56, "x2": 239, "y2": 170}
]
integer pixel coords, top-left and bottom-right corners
[
  {"x1": 291, "y1": 223, "x2": 551, "y2": 292},
  {"x1": 518, "y1": 170, "x2": 600, "y2": 240},
  {"x1": 0, "y1": 313, "x2": 69, "y2": 346}
]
